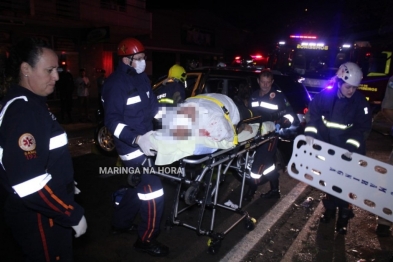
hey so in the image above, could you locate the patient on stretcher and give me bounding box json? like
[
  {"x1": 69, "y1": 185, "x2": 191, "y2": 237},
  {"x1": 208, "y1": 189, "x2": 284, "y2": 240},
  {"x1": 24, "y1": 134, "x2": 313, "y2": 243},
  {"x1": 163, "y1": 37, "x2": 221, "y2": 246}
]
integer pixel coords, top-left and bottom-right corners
[{"x1": 150, "y1": 93, "x2": 275, "y2": 165}]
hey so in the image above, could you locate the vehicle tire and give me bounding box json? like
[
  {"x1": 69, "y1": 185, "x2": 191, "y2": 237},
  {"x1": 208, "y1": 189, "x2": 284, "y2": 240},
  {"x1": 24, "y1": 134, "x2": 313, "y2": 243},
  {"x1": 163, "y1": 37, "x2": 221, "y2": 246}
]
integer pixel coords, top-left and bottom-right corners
[{"x1": 94, "y1": 123, "x2": 117, "y2": 156}]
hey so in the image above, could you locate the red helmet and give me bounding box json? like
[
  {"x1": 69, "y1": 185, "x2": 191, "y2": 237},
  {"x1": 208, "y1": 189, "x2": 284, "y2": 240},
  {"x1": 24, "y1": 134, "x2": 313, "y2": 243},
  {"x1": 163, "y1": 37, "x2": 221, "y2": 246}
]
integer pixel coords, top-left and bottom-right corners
[{"x1": 117, "y1": 38, "x2": 145, "y2": 56}]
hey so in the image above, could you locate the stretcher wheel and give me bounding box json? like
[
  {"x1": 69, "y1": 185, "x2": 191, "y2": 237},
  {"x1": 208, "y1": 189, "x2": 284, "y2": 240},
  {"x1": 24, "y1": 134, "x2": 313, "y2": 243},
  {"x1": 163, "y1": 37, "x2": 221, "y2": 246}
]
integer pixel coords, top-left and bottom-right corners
[
  {"x1": 244, "y1": 217, "x2": 256, "y2": 231},
  {"x1": 207, "y1": 238, "x2": 221, "y2": 254},
  {"x1": 184, "y1": 185, "x2": 198, "y2": 205}
]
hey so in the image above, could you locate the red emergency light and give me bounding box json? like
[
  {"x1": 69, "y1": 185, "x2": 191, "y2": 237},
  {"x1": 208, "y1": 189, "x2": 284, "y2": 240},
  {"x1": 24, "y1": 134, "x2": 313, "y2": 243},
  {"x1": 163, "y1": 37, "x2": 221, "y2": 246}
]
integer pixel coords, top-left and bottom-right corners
[
  {"x1": 290, "y1": 35, "x2": 317, "y2": 39},
  {"x1": 251, "y1": 55, "x2": 263, "y2": 60}
]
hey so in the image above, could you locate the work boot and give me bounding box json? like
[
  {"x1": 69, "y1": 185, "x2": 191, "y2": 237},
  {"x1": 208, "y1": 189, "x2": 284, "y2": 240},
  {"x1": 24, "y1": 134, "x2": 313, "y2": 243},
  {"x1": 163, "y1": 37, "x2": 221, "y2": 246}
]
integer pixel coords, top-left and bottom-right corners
[
  {"x1": 260, "y1": 180, "x2": 280, "y2": 199},
  {"x1": 111, "y1": 224, "x2": 138, "y2": 234},
  {"x1": 376, "y1": 224, "x2": 391, "y2": 237},
  {"x1": 335, "y1": 207, "x2": 354, "y2": 235},
  {"x1": 134, "y1": 238, "x2": 169, "y2": 257},
  {"x1": 243, "y1": 185, "x2": 257, "y2": 202},
  {"x1": 320, "y1": 208, "x2": 336, "y2": 223},
  {"x1": 260, "y1": 188, "x2": 281, "y2": 199}
]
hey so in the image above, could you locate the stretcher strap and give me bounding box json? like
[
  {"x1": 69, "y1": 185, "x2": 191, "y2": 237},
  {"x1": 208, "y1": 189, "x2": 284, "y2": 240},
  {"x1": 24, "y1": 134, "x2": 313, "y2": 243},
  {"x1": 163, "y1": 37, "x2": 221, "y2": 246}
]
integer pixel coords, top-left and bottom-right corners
[{"x1": 189, "y1": 95, "x2": 238, "y2": 145}]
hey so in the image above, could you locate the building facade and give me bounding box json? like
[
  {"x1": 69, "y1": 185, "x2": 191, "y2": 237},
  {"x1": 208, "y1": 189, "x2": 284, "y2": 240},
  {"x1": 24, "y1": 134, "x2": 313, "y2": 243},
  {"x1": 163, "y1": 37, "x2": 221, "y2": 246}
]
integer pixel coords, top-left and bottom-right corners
[{"x1": 0, "y1": 0, "x2": 247, "y2": 100}]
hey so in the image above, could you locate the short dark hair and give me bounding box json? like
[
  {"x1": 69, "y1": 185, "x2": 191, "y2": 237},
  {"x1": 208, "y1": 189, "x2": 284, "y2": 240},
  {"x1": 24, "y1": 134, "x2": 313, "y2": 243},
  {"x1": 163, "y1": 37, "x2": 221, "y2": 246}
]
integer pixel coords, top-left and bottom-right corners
[
  {"x1": 258, "y1": 69, "x2": 274, "y2": 79},
  {"x1": 6, "y1": 37, "x2": 51, "y2": 84}
]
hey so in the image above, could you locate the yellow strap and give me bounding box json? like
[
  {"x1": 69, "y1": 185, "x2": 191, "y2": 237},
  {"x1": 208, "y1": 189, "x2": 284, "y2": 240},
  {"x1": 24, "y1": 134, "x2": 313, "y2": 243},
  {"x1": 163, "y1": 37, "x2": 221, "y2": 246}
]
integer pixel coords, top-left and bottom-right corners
[
  {"x1": 188, "y1": 95, "x2": 238, "y2": 145},
  {"x1": 158, "y1": 98, "x2": 174, "y2": 104}
]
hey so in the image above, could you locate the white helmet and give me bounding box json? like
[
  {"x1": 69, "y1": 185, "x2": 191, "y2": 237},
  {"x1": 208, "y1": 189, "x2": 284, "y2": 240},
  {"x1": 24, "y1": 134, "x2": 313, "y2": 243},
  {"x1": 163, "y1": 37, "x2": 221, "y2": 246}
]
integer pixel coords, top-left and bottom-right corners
[{"x1": 336, "y1": 62, "x2": 363, "y2": 86}]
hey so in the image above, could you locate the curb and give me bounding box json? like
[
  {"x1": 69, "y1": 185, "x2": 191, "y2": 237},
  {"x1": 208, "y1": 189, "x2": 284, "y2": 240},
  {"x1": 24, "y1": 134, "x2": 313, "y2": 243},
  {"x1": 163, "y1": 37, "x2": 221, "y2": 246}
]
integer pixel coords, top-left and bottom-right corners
[{"x1": 220, "y1": 182, "x2": 309, "y2": 262}]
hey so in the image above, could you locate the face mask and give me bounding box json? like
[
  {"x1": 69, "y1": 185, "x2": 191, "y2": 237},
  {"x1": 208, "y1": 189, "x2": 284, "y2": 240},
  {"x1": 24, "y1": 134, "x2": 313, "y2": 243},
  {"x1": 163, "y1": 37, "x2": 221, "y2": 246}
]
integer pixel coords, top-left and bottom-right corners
[{"x1": 134, "y1": 60, "x2": 146, "y2": 74}]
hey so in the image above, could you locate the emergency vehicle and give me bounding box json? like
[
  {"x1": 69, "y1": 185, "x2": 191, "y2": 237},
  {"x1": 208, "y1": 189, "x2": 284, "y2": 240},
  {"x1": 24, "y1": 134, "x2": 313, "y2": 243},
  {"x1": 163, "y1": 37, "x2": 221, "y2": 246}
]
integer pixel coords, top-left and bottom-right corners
[{"x1": 266, "y1": 34, "x2": 393, "y2": 112}]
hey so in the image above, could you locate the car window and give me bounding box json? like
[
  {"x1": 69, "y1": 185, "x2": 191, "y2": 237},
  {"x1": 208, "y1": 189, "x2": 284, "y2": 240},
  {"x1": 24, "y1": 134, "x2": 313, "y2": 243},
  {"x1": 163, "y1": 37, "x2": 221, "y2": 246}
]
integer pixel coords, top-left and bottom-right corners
[
  {"x1": 202, "y1": 77, "x2": 249, "y2": 98},
  {"x1": 185, "y1": 74, "x2": 198, "y2": 98}
]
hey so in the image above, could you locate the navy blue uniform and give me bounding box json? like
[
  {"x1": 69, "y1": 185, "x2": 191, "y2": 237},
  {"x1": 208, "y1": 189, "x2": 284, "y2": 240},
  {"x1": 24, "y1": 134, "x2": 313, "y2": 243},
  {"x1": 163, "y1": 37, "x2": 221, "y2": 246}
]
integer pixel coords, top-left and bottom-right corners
[
  {"x1": 305, "y1": 87, "x2": 372, "y2": 209},
  {"x1": 102, "y1": 61, "x2": 164, "y2": 242},
  {"x1": 305, "y1": 88, "x2": 372, "y2": 154},
  {"x1": 0, "y1": 85, "x2": 84, "y2": 261},
  {"x1": 248, "y1": 88, "x2": 288, "y2": 186},
  {"x1": 155, "y1": 79, "x2": 186, "y2": 106}
]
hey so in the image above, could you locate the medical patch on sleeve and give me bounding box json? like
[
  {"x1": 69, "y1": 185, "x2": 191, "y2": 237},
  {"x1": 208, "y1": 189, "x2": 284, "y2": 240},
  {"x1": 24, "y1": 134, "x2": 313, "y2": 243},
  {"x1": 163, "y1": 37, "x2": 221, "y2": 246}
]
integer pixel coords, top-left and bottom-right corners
[{"x1": 18, "y1": 133, "x2": 36, "y2": 151}]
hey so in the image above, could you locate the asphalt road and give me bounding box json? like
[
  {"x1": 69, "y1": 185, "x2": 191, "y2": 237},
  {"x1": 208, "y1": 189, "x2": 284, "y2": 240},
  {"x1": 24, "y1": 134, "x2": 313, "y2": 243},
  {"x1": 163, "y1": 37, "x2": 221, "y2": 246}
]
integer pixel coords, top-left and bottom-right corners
[{"x1": 1, "y1": 122, "x2": 392, "y2": 262}]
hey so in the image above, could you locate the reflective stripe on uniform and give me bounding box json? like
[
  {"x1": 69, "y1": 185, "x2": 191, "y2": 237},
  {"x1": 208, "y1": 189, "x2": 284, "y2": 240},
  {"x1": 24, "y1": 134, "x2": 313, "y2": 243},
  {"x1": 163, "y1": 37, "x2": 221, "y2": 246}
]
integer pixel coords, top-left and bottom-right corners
[
  {"x1": 346, "y1": 138, "x2": 360, "y2": 148},
  {"x1": 250, "y1": 164, "x2": 275, "y2": 179},
  {"x1": 263, "y1": 164, "x2": 275, "y2": 175},
  {"x1": 158, "y1": 98, "x2": 174, "y2": 104},
  {"x1": 114, "y1": 123, "x2": 126, "y2": 138},
  {"x1": 119, "y1": 150, "x2": 144, "y2": 161},
  {"x1": 322, "y1": 116, "x2": 352, "y2": 130},
  {"x1": 138, "y1": 188, "x2": 164, "y2": 200},
  {"x1": 0, "y1": 146, "x2": 3, "y2": 170},
  {"x1": 127, "y1": 96, "x2": 141, "y2": 105},
  {"x1": 0, "y1": 96, "x2": 28, "y2": 166},
  {"x1": 49, "y1": 133, "x2": 67, "y2": 150},
  {"x1": 0, "y1": 96, "x2": 28, "y2": 126},
  {"x1": 260, "y1": 102, "x2": 278, "y2": 110},
  {"x1": 304, "y1": 126, "x2": 318, "y2": 134},
  {"x1": 251, "y1": 101, "x2": 259, "y2": 107},
  {"x1": 12, "y1": 173, "x2": 52, "y2": 198}
]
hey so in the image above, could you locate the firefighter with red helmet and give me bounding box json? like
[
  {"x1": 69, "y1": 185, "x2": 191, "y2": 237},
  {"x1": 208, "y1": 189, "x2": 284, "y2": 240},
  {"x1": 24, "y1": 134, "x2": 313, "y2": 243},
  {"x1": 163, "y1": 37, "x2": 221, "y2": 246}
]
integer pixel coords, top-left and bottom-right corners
[
  {"x1": 101, "y1": 38, "x2": 169, "y2": 256},
  {"x1": 304, "y1": 62, "x2": 372, "y2": 235}
]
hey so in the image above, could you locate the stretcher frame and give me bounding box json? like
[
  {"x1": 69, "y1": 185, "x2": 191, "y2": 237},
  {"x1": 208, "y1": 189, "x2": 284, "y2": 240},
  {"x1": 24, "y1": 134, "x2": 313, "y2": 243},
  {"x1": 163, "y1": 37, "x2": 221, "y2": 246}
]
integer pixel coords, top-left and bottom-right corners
[{"x1": 148, "y1": 116, "x2": 275, "y2": 254}]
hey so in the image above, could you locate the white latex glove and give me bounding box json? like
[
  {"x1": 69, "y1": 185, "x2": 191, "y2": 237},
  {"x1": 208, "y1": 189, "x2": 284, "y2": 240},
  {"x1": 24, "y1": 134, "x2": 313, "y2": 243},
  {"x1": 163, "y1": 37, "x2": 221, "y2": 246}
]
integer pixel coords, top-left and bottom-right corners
[
  {"x1": 305, "y1": 136, "x2": 314, "y2": 146},
  {"x1": 74, "y1": 181, "x2": 81, "y2": 195},
  {"x1": 137, "y1": 131, "x2": 156, "y2": 156},
  {"x1": 72, "y1": 215, "x2": 87, "y2": 238},
  {"x1": 261, "y1": 121, "x2": 276, "y2": 136}
]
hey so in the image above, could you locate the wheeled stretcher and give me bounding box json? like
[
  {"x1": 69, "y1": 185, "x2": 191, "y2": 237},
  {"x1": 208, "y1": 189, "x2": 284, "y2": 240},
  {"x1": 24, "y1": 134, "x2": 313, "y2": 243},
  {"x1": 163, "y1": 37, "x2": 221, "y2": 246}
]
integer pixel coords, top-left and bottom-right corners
[{"x1": 147, "y1": 116, "x2": 275, "y2": 254}]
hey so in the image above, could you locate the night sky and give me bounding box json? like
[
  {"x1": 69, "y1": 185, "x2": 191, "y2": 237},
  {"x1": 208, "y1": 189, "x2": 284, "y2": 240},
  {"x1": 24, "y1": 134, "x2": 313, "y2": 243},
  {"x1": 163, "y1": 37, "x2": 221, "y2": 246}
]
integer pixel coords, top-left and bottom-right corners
[{"x1": 147, "y1": 0, "x2": 393, "y2": 51}]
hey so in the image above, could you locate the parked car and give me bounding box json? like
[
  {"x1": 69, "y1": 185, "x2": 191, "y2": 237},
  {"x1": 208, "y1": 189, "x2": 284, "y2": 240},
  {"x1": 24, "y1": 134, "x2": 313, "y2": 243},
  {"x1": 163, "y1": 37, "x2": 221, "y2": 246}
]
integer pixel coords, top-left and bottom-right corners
[
  {"x1": 298, "y1": 67, "x2": 337, "y2": 98},
  {"x1": 94, "y1": 66, "x2": 311, "y2": 163}
]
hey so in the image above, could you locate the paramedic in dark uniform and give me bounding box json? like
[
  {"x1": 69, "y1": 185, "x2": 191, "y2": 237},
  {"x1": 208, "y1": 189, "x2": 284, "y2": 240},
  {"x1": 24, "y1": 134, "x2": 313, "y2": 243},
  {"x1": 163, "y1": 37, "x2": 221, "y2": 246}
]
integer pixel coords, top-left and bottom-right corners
[
  {"x1": 101, "y1": 37, "x2": 169, "y2": 257},
  {"x1": 243, "y1": 69, "x2": 293, "y2": 201},
  {"x1": 304, "y1": 62, "x2": 372, "y2": 234},
  {"x1": 155, "y1": 64, "x2": 187, "y2": 106},
  {"x1": 0, "y1": 37, "x2": 86, "y2": 261}
]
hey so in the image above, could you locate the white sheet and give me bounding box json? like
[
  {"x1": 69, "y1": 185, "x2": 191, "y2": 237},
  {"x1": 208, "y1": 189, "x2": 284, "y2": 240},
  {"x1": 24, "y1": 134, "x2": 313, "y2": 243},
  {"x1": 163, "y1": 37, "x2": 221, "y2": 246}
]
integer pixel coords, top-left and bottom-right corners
[{"x1": 150, "y1": 123, "x2": 260, "y2": 165}]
